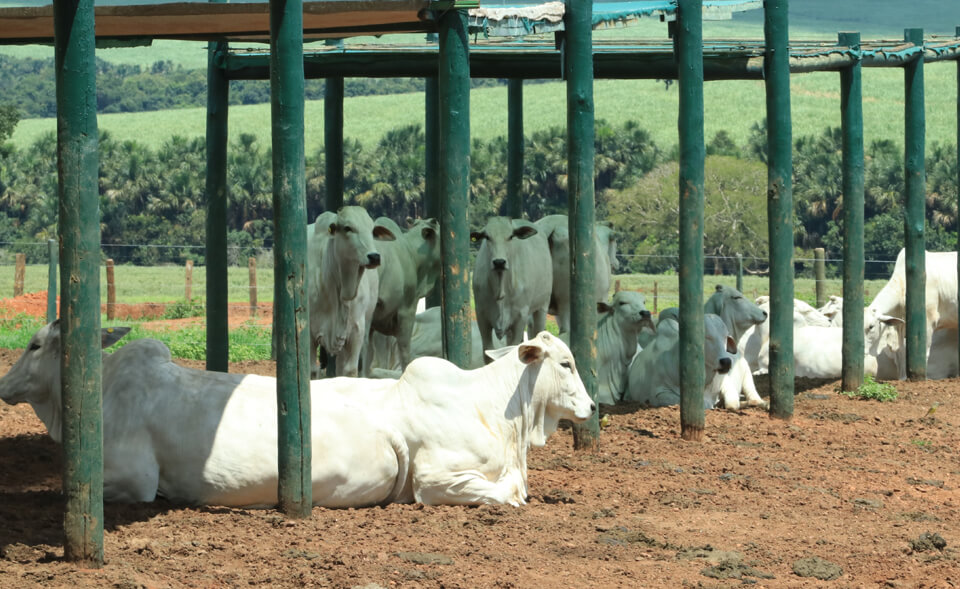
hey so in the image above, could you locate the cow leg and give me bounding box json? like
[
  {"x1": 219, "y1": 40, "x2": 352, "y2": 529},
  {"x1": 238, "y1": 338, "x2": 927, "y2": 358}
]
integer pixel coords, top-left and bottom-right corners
[
  {"x1": 413, "y1": 463, "x2": 526, "y2": 507},
  {"x1": 478, "y1": 317, "x2": 495, "y2": 364},
  {"x1": 103, "y1": 442, "x2": 160, "y2": 503},
  {"x1": 738, "y1": 357, "x2": 768, "y2": 408},
  {"x1": 530, "y1": 308, "x2": 547, "y2": 338},
  {"x1": 557, "y1": 309, "x2": 571, "y2": 334},
  {"x1": 394, "y1": 309, "x2": 416, "y2": 369}
]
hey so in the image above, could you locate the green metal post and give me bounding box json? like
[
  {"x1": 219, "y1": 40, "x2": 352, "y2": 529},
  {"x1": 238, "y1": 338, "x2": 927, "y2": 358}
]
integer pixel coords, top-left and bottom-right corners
[
  {"x1": 47, "y1": 238, "x2": 57, "y2": 322},
  {"x1": 956, "y1": 26, "x2": 959, "y2": 374},
  {"x1": 677, "y1": 0, "x2": 706, "y2": 442},
  {"x1": 270, "y1": 0, "x2": 311, "y2": 516},
  {"x1": 205, "y1": 19, "x2": 229, "y2": 373},
  {"x1": 565, "y1": 0, "x2": 599, "y2": 450},
  {"x1": 438, "y1": 9, "x2": 472, "y2": 368},
  {"x1": 839, "y1": 31, "x2": 865, "y2": 393},
  {"x1": 506, "y1": 79, "x2": 524, "y2": 219},
  {"x1": 54, "y1": 0, "x2": 102, "y2": 566},
  {"x1": 325, "y1": 75, "x2": 344, "y2": 212},
  {"x1": 425, "y1": 75, "x2": 442, "y2": 309},
  {"x1": 904, "y1": 28, "x2": 926, "y2": 380},
  {"x1": 764, "y1": 0, "x2": 794, "y2": 419}
]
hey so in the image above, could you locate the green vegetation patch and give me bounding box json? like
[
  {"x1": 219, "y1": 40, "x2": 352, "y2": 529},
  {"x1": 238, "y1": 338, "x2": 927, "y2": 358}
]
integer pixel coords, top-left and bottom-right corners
[{"x1": 840, "y1": 375, "x2": 898, "y2": 402}]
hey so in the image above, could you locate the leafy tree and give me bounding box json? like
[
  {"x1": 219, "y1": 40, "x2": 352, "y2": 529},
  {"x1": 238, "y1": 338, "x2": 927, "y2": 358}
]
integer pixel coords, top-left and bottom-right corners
[
  {"x1": 606, "y1": 155, "x2": 768, "y2": 274},
  {"x1": 0, "y1": 104, "x2": 19, "y2": 143}
]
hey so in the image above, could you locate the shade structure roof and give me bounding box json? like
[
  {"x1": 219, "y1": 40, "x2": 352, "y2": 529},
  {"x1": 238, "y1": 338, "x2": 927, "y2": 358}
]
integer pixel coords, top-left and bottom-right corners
[{"x1": 0, "y1": 0, "x2": 762, "y2": 45}]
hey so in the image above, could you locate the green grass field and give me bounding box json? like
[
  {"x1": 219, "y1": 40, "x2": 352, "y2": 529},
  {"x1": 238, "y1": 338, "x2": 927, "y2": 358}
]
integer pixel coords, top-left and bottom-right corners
[{"x1": 9, "y1": 65, "x2": 957, "y2": 156}]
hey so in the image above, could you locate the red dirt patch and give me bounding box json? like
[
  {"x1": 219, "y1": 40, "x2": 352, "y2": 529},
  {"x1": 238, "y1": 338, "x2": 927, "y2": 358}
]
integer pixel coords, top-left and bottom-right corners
[
  {"x1": 0, "y1": 291, "x2": 273, "y2": 328},
  {"x1": 0, "y1": 348, "x2": 958, "y2": 587}
]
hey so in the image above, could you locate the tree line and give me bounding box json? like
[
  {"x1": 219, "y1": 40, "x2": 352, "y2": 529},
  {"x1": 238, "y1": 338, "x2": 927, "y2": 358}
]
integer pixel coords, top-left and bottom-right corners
[
  {"x1": 0, "y1": 55, "x2": 504, "y2": 119},
  {"x1": 0, "y1": 114, "x2": 956, "y2": 279}
]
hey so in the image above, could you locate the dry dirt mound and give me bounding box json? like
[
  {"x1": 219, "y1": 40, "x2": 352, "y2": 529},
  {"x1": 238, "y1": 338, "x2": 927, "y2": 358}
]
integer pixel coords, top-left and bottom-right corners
[{"x1": 0, "y1": 351, "x2": 957, "y2": 588}]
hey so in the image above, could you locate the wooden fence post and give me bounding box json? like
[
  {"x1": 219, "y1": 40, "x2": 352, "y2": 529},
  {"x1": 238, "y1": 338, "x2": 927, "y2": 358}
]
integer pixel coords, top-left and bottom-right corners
[
  {"x1": 185, "y1": 260, "x2": 193, "y2": 301},
  {"x1": 614, "y1": 279, "x2": 621, "y2": 293},
  {"x1": 13, "y1": 253, "x2": 25, "y2": 297},
  {"x1": 814, "y1": 247, "x2": 826, "y2": 308},
  {"x1": 248, "y1": 257, "x2": 258, "y2": 318},
  {"x1": 106, "y1": 259, "x2": 116, "y2": 321},
  {"x1": 653, "y1": 281, "x2": 659, "y2": 314}
]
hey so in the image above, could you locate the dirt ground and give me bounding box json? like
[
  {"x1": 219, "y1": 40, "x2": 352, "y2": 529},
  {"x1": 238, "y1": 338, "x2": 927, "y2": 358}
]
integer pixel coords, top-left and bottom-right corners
[{"x1": 1, "y1": 292, "x2": 958, "y2": 587}]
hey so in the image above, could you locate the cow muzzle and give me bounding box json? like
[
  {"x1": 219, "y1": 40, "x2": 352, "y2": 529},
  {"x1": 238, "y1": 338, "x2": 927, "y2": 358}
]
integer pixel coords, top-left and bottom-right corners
[
  {"x1": 365, "y1": 252, "x2": 381, "y2": 269},
  {"x1": 492, "y1": 258, "x2": 507, "y2": 271},
  {"x1": 717, "y1": 357, "x2": 732, "y2": 374}
]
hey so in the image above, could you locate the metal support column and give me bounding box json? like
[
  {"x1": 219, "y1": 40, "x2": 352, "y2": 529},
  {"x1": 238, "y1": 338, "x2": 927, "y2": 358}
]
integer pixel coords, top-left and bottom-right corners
[
  {"x1": 956, "y1": 26, "x2": 960, "y2": 373},
  {"x1": 47, "y1": 238, "x2": 57, "y2": 322},
  {"x1": 325, "y1": 75, "x2": 344, "y2": 212},
  {"x1": 438, "y1": 8, "x2": 472, "y2": 368},
  {"x1": 270, "y1": 0, "x2": 312, "y2": 516},
  {"x1": 904, "y1": 28, "x2": 927, "y2": 380},
  {"x1": 205, "y1": 17, "x2": 230, "y2": 373},
  {"x1": 677, "y1": 0, "x2": 706, "y2": 442},
  {"x1": 839, "y1": 31, "x2": 865, "y2": 392},
  {"x1": 54, "y1": 0, "x2": 103, "y2": 566},
  {"x1": 425, "y1": 75, "x2": 442, "y2": 308},
  {"x1": 763, "y1": 0, "x2": 795, "y2": 419},
  {"x1": 506, "y1": 79, "x2": 524, "y2": 219},
  {"x1": 565, "y1": 0, "x2": 599, "y2": 450}
]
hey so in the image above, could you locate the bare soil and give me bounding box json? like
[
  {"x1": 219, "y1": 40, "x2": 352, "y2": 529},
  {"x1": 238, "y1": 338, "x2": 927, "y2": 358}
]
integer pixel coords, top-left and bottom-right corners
[
  {"x1": 0, "y1": 292, "x2": 957, "y2": 587},
  {"x1": 1, "y1": 351, "x2": 958, "y2": 588}
]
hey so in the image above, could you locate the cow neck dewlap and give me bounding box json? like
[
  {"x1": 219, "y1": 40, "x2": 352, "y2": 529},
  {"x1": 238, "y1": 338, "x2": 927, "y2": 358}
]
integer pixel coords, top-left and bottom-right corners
[
  {"x1": 517, "y1": 362, "x2": 552, "y2": 448},
  {"x1": 332, "y1": 241, "x2": 364, "y2": 302}
]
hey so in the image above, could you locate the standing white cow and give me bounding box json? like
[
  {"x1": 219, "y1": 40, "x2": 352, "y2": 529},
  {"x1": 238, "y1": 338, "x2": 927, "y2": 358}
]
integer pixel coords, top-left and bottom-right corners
[
  {"x1": 472, "y1": 217, "x2": 553, "y2": 354},
  {"x1": 0, "y1": 322, "x2": 409, "y2": 508},
  {"x1": 534, "y1": 214, "x2": 619, "y2": 334},
  {"x1": 307, "y1": 207, "x2": 395, "y2": 377},
  {"x1": 867, "y1": 248, "x2": 958, "y2": 375},
  {"x1": 624, "y1": 313, "x2": 738, "y2": 409},
  {"x1": 322, "y1": 331, "x2": 594, "y2": 506},
  {"x1": 369, "y1": 217, "x2": 440, "y2": 370}
]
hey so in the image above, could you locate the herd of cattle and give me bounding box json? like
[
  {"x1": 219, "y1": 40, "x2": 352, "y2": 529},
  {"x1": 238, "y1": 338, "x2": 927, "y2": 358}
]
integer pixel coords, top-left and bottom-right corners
[{"x1": 1, "y1": 205, "x2": 957, "y2": 509}]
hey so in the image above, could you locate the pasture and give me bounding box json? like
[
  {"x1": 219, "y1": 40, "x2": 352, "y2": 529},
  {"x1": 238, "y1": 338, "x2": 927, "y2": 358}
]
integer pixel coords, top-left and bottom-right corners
[{"x1": 1, "y1": 350, "x2": 957, "y2": 586}]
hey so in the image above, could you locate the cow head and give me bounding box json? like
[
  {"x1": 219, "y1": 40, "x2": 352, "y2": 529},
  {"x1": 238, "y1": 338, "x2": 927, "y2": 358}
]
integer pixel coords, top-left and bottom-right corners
[
  {"x1": 0, "y1": 321, "x2": 130, "y2": 442},
  {"x1": 329, "y1": 206, "x2": 395, "y2": 300},
  {"x1": 472, "y1": 217, "x2": 538, "y2": 274},
  {"x1": 595, "y1": 222, "x2": 620, "y2": 272},
  {"x1": 704, "y1": 313, "x2": 738, "y2": 379},
  {"x1": 597, "y1": 291, "x2": 655, "y2": 337},
  {"x1": 406, "y1": 217, "x2": 441, "y2": 299},
  {"x1": 705, "y1": 284, "x2": 767, "y2": 342},
  {"x1": 487, "y1": 332, "x2": 594, "y2": 446},
  {"x1": 864, "y1": 308, "x2": 906, "y2": 380}
]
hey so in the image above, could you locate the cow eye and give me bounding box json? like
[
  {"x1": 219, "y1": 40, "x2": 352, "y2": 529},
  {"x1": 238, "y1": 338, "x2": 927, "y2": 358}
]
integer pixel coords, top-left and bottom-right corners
[
  {"x1": 342, "y1": 226, "x2": 352, "y2": 233},
  {"x1": 28, "y1": 342, "x2": 41, "y2": 351},
  {"x1": 560, "y1": 360, "x2": 572, "y2": 371}
]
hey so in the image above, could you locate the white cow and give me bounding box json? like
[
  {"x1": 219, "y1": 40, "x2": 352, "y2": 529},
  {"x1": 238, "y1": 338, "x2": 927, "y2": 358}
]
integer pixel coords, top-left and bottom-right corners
[
  {"x1": 624, "y1": 313, "x2": 738, "y2": 409},
  {"x1": 308, "y1": 207, "x2": 395, "y2": 377},
  {"x1": 590, "y1": 291, "x2": 655, "y2": 405},
  {"x1": 0, "y1": 323, "x2": 409, "y2": 508},
  {"x1": 867, "y1": 248, "x2": 958, "y2": 375},
  {"x1": 369, "y1": 217, "x2": 440, "y2": 370},
  {"x1": 792, "y1": 318, "x2": 905, "y2": 379},
  {"x1": 322, "y1": 331, "x2": 595, "y2": 506},
  {"x1": 367, "y1": 306, "x2": 505, "y2": 374},
  {"x1": 741, "y1": 296, "x2": 831, "y2": 374},
  {"x1": 703, "y1": 286, "x2": 768, "y2": 410},
  {"x1": 534, "y1": 215, "x2": 619, "y2": 334},
  {"x1": 472, "y1": 217, "x2": 553, "y2": 354},
  {"x1": 819, "y1": 295, "x2": 844, "y2": 326}
]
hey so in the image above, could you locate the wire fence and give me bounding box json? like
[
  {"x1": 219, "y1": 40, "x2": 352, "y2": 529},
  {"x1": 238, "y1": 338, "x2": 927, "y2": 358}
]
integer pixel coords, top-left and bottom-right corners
[{"x1": 0, "y1": 241, "x2": 906, "y2": 360}]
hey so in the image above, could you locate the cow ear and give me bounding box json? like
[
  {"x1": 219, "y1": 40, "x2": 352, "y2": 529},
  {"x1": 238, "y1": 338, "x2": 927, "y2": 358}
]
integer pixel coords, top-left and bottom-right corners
[
  {"x1": 484, "y1": 345, "x2": 516, "y2": 362},
  {"x1": 328, "y1": 223, "x2": 338, "y2": 235},
  {"x1": 517, "y1": 341, "x2": 544, "y2": 365},
  {"x1": 470, "y1": 231, "x2": 485, "y2": 243},
  {"x1": 597, "y1": 302, "x2": 612, "y2": 314},
  {"x1": 715, "y1": 284, "x2": 724, "y2": 293},
  {"x1": 879, "y1": 315, "x2": 905, "y2": 326},
  {"x1": 421, "y1": 225, "x2": 437, "y2": 240},
  {"x1": 101, "y1": 326, "x2": 131, "y2": 349},
  {"x1": 726, "y1": 335, "x2": 738, "y2": 355},
  {"x1": 512, "y1": 225, "x2": 538, "y2": 240},
  {"x1": 373, "y1": 225, "x2": 396, "y2": 241},
  {"x1": 406, "y1": 216, "x2": 415, "y2": 228}
]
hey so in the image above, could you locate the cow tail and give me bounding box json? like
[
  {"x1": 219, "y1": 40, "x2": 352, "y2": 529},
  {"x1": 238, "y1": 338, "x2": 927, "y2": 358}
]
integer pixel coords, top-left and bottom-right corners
[{"x1": 382, "y1": 426, "x2": 410, "y2": 506}]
